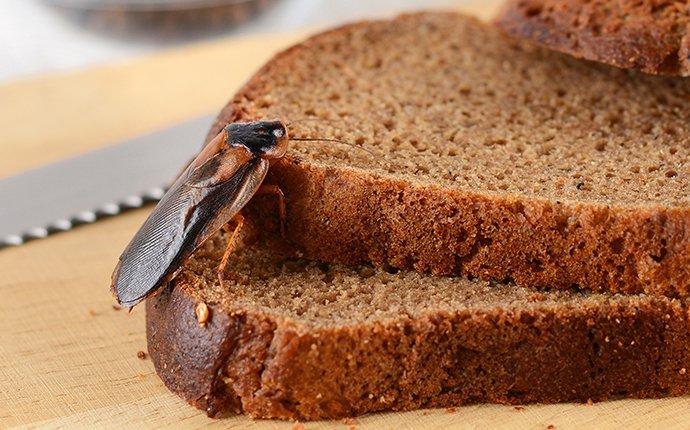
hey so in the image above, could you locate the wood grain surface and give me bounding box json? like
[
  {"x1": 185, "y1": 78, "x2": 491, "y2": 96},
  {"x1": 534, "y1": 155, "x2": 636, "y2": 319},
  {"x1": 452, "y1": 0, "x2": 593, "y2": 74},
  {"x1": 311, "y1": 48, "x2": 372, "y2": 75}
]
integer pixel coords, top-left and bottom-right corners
[{"x1": 1, "y1": 2, "x2": 689, "y2": 429}]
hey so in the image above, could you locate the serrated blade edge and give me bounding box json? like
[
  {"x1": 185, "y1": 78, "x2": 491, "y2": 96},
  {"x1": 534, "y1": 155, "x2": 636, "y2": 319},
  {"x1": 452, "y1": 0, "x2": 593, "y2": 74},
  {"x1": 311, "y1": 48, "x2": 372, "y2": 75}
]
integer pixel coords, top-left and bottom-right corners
[{"x1": 0, "y1": 114, "x2": 214, "y2": 249}]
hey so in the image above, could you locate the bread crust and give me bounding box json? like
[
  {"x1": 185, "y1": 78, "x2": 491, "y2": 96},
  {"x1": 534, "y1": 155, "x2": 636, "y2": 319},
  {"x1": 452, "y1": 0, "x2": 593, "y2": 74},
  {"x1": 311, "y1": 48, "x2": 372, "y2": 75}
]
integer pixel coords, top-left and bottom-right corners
[
  {"x1": 206, "y1": 13, "x2": 690, "y2": 298},
  {"x1": 147, "y1": 275, "x2": 690, "y2": 420},
  {"x1": 495, "y1": 0, "x2": 690, "y2": 76}
]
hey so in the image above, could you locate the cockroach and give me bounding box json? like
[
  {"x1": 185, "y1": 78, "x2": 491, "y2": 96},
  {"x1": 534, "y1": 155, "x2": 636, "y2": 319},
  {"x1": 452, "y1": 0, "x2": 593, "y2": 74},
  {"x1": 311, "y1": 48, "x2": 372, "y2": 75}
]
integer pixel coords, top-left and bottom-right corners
[{"x1": 111, "y1": 119, "x2": 358, "y2": 308}]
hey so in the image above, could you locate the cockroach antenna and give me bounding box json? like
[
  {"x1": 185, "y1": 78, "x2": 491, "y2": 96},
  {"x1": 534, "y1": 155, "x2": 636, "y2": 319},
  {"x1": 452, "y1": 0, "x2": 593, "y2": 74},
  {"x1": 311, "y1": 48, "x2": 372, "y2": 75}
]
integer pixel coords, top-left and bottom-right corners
[
  {"x1": 284, "y1": 118, "x2": 373, "y2": 154},
  {"x1": 289, "y1": 137, "x2": 374, "y2": 155}
]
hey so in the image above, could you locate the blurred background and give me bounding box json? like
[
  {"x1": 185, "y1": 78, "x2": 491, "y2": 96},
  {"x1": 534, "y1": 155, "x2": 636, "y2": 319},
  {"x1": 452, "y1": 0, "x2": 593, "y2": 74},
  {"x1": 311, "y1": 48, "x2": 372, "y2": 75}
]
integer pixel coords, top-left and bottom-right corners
[{"x1": 1, "y1": 0, "x2": 470, "y2": 84}]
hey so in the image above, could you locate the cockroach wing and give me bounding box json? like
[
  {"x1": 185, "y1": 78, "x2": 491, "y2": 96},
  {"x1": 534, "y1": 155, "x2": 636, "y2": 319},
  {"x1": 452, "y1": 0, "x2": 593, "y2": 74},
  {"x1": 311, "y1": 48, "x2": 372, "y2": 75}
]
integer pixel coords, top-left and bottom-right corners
[
  {"x1": 111, "y1": 153, "x2": 268, "y2": 307},
  {"x1": 183, "y1": 157, "x2": 269, "y2": 256}
]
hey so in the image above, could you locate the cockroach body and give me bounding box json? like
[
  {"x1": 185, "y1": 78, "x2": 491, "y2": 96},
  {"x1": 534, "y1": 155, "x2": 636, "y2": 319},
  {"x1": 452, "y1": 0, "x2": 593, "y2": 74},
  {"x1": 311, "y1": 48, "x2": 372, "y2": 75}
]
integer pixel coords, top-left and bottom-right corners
[{"x1": 111, "y1": 120, "x2": 290, "y2": 308}]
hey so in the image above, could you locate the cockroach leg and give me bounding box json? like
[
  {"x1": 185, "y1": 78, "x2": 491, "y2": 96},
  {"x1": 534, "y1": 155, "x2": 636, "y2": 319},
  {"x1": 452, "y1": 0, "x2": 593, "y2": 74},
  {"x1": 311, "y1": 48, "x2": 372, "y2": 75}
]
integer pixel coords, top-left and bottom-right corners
[
  {"x1": 217, "y1": 214, "x2": 245, "y2": 287},
  {"x1": 256, "y1": 184, "x2": 287, "y2": 238}
]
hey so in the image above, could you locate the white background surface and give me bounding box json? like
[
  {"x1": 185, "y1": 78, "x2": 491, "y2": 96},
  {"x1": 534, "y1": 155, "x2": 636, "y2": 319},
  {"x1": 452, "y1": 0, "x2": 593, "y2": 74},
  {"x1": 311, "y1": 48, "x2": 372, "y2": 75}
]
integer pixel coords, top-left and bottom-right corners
[{"x1": 0, "y1": 0, "x2": 469, "y2": 84}]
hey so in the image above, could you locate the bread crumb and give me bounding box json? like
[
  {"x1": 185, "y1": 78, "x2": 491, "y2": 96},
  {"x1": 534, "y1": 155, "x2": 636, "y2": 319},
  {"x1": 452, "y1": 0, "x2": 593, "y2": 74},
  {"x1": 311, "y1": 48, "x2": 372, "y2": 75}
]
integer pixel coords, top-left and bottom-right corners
[
  {"x1": 547, "y1": 425, "x2": 556, "y2": 430},
  {"x1": 292, "y1": 422, "x2": 305, "y2": 430},
  {"x1": 342, "y1": 418, "x2": 356, "y2": 426},
  {"x1": 88, "y1": 309, "x2": 98, "y2": 317},
  {"x1": 359, "y1": 266, "x2": 375, "y2": 278},
  {"x1": 445, "y1": 407, "x2": 456, "y2": 414},
  {"x1": 514, "y1": 406, "x2": 525, "y2": 411},
  {"x1": 137, "y1": 350, "x2": 147, "y2": 360},
  {"x1": 586, "y1": 398, "x2": 594, "y2": 406},
  {"x1": 137, "y1": 373, "x2": 146, "y2": 380},
  {"x1": 368, "y1": 393, "x2": 374, "y2": 399},
  {"x1": 422, "y1": 411, "x2": 430, "y2": 416},
  {"x1": 604, "y1": 336, "x2": 610, "y2": 343},
  {"x1": 680, "y1": 368, "x2": 687, "y2": 375},
  {"x1": 112, "y1": 304, "x2": 122, "y2": 311},
  {"x1": 195, "y1": 302, "x2": 210, "y2": 327}
]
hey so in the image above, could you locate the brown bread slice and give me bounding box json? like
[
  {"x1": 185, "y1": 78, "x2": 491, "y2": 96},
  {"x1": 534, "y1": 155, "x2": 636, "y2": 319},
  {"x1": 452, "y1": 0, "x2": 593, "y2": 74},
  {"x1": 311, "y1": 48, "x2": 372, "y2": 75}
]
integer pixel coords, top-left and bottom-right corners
[
  {"x1": 495, "y1": 0, "x2": 690, "y2": 76},
  {"x1": 209, "y1": 12, "x2": 690, "y2": 298},
  {"x1": 146, "y1": 229, "x2": 690, "y2": 421}
]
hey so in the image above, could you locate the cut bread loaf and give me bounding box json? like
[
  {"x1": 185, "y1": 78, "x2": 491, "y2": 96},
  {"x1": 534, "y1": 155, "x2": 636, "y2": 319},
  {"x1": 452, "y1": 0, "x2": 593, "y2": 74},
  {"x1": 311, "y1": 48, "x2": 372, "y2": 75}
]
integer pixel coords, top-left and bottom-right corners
[
  {"x1": 495, "y1": 0, "x2": 690, "y2": 76},
  {"x1": 209, "y1": 12, "x2": 690, "y2": 298},
  {"x1": 146, "y1": 228, "x2": 690, "y2": 420}
]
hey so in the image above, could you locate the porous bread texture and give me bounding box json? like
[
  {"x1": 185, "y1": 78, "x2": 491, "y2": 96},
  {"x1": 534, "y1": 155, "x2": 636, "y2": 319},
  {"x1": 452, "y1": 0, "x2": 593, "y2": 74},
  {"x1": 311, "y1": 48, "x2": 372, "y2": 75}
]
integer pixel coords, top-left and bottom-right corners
[
  {"x1": 209, "y1": 12, "x2": 690, "y2": 297},
  {"x1": 495, "y1": 0, "x2": 690, "y2": 76},
  {"x1": 179, "y1": 232, "x2": 645, "y2": 326},
  {"x1": 146, "y1": 230, "x2": 690, "y2": 420}
]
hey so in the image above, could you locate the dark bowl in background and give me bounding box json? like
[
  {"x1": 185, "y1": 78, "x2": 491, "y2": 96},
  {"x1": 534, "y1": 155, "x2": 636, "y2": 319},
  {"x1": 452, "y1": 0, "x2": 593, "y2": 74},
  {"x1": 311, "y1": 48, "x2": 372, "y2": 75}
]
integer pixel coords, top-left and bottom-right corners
[{"x1": 46, "y1": 0, "x2": 279, "y2": 40}]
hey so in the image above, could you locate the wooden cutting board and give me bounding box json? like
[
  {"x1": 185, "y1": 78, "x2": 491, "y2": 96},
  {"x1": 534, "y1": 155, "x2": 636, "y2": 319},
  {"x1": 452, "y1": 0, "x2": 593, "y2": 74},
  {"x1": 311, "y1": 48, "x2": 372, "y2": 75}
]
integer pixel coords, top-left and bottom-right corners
[{"x1": 1, "y1": 3, "x2": 689, "y2": 428}]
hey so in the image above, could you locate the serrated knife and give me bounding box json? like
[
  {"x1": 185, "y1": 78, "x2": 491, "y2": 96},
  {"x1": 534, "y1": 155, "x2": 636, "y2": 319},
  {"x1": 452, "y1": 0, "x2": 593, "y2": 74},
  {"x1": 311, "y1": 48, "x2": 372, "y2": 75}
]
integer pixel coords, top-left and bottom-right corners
[{"x1": 0, "y1": 114, "x2": 214, "y2": 249}]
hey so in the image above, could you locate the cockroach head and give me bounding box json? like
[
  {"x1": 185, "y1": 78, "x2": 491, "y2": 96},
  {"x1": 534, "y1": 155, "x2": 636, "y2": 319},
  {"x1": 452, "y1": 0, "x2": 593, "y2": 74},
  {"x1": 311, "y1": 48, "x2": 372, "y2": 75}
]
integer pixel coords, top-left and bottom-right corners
[{"x1": 225, "y1": 119, "x2": 288, "y2": 159}]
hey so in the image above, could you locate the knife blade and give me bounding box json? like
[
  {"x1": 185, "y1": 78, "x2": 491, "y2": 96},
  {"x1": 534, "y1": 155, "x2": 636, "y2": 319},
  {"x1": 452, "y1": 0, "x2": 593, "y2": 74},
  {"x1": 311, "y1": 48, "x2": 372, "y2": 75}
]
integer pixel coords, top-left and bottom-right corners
[{"x1": 0, "y1": 114, "x2": 215, "y2": 249}]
